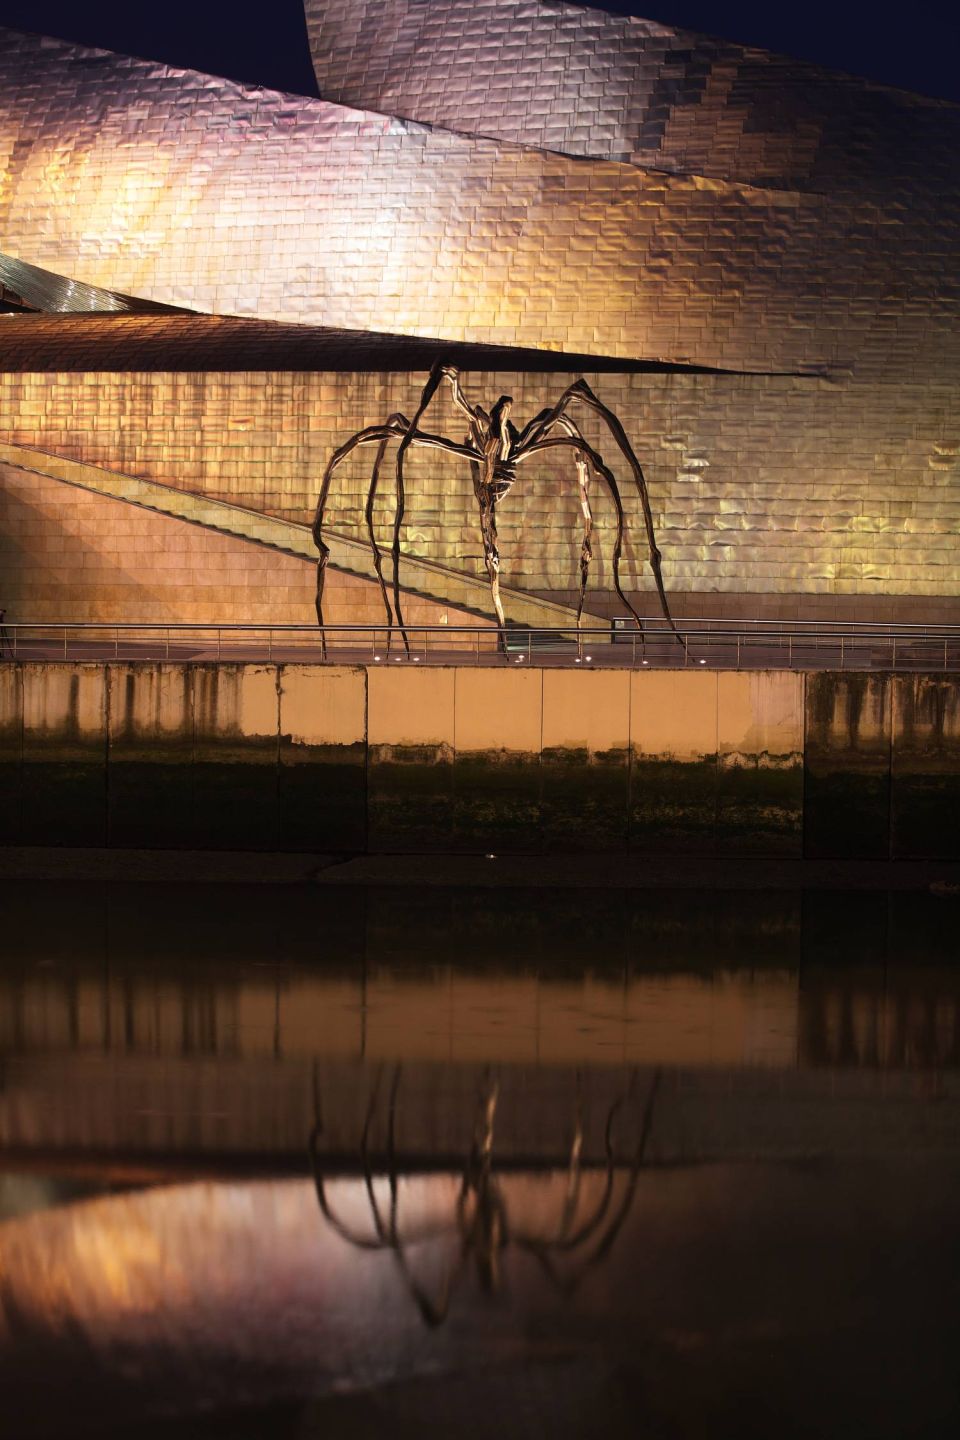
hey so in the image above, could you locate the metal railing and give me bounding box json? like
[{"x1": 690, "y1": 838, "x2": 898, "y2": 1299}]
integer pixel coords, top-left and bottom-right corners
[{"x1": 2, "y1": 618, "x2": 960, "y2": 670}]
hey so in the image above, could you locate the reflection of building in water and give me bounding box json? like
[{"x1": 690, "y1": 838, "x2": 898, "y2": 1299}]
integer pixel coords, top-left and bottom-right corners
[
  {"x1": 800, "y1": 969, "x2": 960, "y2": 1069},
  {"x1": 4, "y1": 961, "x2": 960, "y2": 1072},
  {"x1": 0, "y1": 965, "x2": 799, "y2": 1067}
]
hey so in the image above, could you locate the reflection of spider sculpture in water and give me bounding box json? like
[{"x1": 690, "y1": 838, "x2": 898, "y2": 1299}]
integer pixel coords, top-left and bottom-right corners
[
  {"x1": 308, "y1": 1065, "x2": 661, "y2": 1327},
  {"x1": 311, "y1": 362, "x2": 678, "y2": 653}
]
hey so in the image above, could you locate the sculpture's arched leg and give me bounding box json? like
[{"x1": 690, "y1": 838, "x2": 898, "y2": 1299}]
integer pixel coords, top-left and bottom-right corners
[
  {"x1": 313, "y1": 418, "x2": 406, "y2": 656},
  {"x1": 440, "y1": 365, "x2": 487, "y2": 451},
  {"x1": 393, "y1": 365, "x2": 450, "y2": 656},
  {"x1": 555, "y1": 416, "x2": 595, "y2": 637},
  {"x1": 364, "y1": 420, "x2": 410, "y2": 645},
  {"x1": 475, "y1": 487, "x2": 508, "y2": 650},
  {"x1": 518, "y1": 429, "x2": 646, "y2": 634},
  {"x1": 517, "y1": 384, "x2": 680, "y2": 643},
  {"x1": 312, "y1": 413, "x2": 476, "y2": 656}
]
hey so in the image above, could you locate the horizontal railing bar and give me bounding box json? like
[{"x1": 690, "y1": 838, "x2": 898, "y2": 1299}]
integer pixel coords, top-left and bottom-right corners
[{"x1": 6, "y1": 621, "x2": 960, "y2": 636}]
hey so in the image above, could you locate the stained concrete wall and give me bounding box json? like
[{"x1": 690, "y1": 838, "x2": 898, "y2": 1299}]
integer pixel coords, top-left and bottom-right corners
[
  {"x1": 805, "y1": 674, "x2": 892, "y2": 859},
  {"x1": 0, "y1": 662, "x2": 957, "y2": 857},
  {"x1": 804, "y1": 673, "x2": 960, "y2": 861}
]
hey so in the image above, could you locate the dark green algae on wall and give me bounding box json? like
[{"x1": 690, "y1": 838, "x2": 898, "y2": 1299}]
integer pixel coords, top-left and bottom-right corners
[
  {"x1": 804, "y1": 673, "x2": 891, "y2": 859},
  {"x1": 19, "y1": 665, "x2": 107, "y2": 846},
  {"x1": 190, "y1": 667, "x2": 279, "y2": 851},
  {"x1": 629, "y1": 754, "x2": 719, "y2": 853},
  {"x1": 892, "y1": 674, "x2": 960, "y2": 859},
  {"x1": 0, "y1": 663, "x2": 21, "y2": 843},
  {"x1": 629, "y1": 751, "x2": 804, "y2": 856},
  {"x1": 452, "y1": 747, "x2": 541, "y2": 853},
  {"x1": 108, "y1": 664, "x2": 194, "y2": 848},
  {"x1": 367, "y1": 741, "x2": 456, "y2": 851},
  {"x1": 541, "y1": 743, "x2": 630, "y2": 851},
  {"x1": 279, "y1": 732, "x2": 366, "y2": 852},
  {"x1": 3, "y1": 661, "x2": 960, "y2": 859}
]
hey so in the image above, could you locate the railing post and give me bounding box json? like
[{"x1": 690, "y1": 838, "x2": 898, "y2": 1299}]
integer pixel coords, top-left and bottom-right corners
[
  {"x1": 217, "y1": 629, "x2": 221, "y2": 662},
  {"x1": 788, "y1": 635, "x2": 793, "y2": 668},
  {"x1": 892, "y1": 637, "x2": 897, "y2": 670},
  {"x1": 268, "y1": 628, "x2": 273, "y2": 662},
  {"x1": 63, "y1": 626, "x2": 67, "y2": 660},
  {"x1": 840, "y1": 635, "x2": 844, "y2": 670},
  {"x1": 736, "y1": 634, "x2": 741, "y2": 670},
  {"x1": 165, "y1": 628, "x2": 170, "y2": 661}
]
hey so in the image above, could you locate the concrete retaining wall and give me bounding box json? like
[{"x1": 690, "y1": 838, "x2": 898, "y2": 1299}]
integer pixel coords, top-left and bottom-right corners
[{"x1": 0, "y1": 663, "x2": 957, "y2": 856}]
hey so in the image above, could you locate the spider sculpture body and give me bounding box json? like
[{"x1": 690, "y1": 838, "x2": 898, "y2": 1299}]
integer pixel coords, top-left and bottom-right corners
[{"x1": 312, "y1": 363, "x2": 678, "y2": 652}]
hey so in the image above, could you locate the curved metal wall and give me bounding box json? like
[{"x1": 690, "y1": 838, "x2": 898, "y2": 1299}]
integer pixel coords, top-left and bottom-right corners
[
  {"x1": 0, "y1": 28, "x2": 957, "y2": 384},
  {"x1": 305, "y1": 0, "x2": 960, "y2": 193},
  {"x1": 0, "y1": 20, "x2": 957, "y2": 609}
]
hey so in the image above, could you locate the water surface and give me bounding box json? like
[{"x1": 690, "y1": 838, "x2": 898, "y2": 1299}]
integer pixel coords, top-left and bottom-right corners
[{"x1": 1, "y1": 882, "x2": 958, "y2": 1437}]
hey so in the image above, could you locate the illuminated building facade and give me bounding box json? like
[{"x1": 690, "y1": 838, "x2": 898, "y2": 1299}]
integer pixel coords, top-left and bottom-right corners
[{"x1": 0, "y1": 3, "x2": 958, "y2": 624}]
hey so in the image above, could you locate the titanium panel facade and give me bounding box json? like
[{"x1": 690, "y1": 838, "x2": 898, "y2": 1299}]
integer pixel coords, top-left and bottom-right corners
[
  {"x1": 0, "y1": 28, "x2": 957, "y2": 380},
  {"x1": 0, "y1": 10, "x2": 957, "y2": 618},
  {"x1": 306, "y1": 0, "x2": 960, "y2": 192}
]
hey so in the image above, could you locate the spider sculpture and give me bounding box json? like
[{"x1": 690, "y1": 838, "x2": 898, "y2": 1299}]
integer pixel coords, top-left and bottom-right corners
[
  {"x1": 312, "y1": 363, "x2": 678, "y2": 653},
  {"x1": 308, "y1": 1063, "x2": 661, "y2": 1327}
]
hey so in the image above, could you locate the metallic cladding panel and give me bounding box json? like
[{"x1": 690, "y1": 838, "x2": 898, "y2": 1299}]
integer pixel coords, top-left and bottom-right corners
[
  {"x1": 1, "y1": 367, "x2": 958, "y2": 602},
  {"x1": 0, "y1": 252, "x2": 182, "y2": 313},
  {"x1": 305, "y1": 0, "x2": 960, "y2": 193},
  {"x1": 0, "y1": 21, "x2": 956, "y2": 609},
  {"x1": 0, "y1": 28, "x2": 958, "y2": 382}
]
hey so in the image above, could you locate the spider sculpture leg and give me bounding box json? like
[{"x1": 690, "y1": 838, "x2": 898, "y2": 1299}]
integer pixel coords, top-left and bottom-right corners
[
  {"x1": 557, "y1": 1076, "x2": 585, "y2": 1241},
  {"x1": 516, "y1": 428, "x2": 646, "y2": 634},
  {"x1": 518, "y1": 381, "x2": 680, "y2": 642},
  {"x1": 455, "y1": 1074, "x2": 508, "y2": 1295},
  {"x1": 365, "y1": 427, "x2": 404, "y2": 641},
  {"x1": 511, "y1": 1069, "x2": 660, "y2": 1295},
  {"x1": 391, "y1": 363, "x2": 510, "y2": 656},
  {"x1": 313, "y1": 417, "x2": 406, "y2": 656},
  {"x1": 474, "y1": 483, "x2": 508, "y2": 646},
  {"x1": 554, "y1": 416, "x2": 596, "y2": 636},
  {"x1": 391, "y1": 366, "x2": 452, "y2": 655},
  {"x1": 312, "y1": 409, "x2": 477, "y2": 656}
]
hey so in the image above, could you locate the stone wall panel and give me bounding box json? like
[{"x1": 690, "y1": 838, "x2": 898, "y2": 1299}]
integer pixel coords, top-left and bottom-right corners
[
  {"x1": 0, "y1": 661, "x2": 21, "y2": 842},
  {"x1": 804, "y1": 674, "x2": 891, "y2": 859},
  {"x1": 629, "y1": 670, "x2": 718, "y2": 853},
  {"x1": 717, "y1": 671, "x2": 803, "y2": 855},
  {"x1": 191, "y1": 665, "x2": 280, "y2": 851},
  {"x1": 891, "y1": 676, "x2": 960, "y2": 859},
  {"x1": 107, "y1": 663, "x2": 194, "y2": 848},
  {"x1": 19, "y1": 663, "x2": 107, "y2": 845},
  {"x1": 278, "y1": 665, "x2": 367, "y2": 851},
  {"x1": 541, "y1": 669, "x2": 631, "y2": 851},
  {"x1": 452, "y1": 667, "x2": 542, "y2": 852},
  {"x1": 367, "y1": 665, "x2": 456, "y2": 850}
]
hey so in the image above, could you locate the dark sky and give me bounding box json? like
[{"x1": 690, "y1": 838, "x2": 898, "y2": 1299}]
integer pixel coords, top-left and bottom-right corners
[{"x1": 0, "y1": 1, "x2": 956, "y2": 104}]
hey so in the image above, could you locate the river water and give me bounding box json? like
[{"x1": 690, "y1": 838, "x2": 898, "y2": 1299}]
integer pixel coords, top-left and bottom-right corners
[{"x1": 1, "y1": 881, "x2": 958, "y2": 1437}]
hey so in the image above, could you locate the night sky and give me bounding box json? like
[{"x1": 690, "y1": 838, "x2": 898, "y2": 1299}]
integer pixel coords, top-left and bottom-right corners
[{"x1": 0, "y1": 1, "x2": 956, "y2": 105}]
